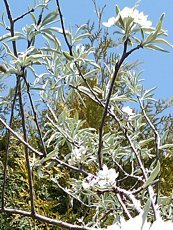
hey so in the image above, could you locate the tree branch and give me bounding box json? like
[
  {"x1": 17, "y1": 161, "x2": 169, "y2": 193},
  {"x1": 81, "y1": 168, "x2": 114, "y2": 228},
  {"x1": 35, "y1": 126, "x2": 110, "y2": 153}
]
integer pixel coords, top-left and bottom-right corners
[
  {"x1": 13, "y1": 8, "x2": 35, "y2": 22},
  {"x1": 0, "y1": 117, "x2": 43, "y2": 156},
  {"x1": 22, "y1": 71, "x2": 47, "y2": 157},
  {"x1": 18, "y1": 79, "x2": 35, "y2": 214},
  {"x1": 0, "y1": 208, "x2": 94, "y2": 229},
  {"x1": 97, "y1": 41, "x2": 141, "y2": 169}
]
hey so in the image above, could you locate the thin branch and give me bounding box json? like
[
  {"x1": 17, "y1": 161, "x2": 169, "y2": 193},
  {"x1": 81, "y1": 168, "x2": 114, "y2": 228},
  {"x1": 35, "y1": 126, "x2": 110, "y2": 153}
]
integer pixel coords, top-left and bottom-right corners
[
  {"x1": 23, "y1": 72, "x2": 47, "y2": 156},
  {"x1": 0, "y1": 208, "x2": 94, "y2": 230},
  {"x1": 53, "y1": 180, "x2": 95, "y2": 208},
  {"x1": 54, "y1": 157, "x2": 90, "y2": 177},
  {"x1": 138, "y1": 97, "x2": 161, "y2": 203},
  {"x1": 3, "y1": 0, "x2": 18, "y2": 56},
  {"x1": 114, "y1": 160, "x2": 144, "y2": 182},
  {"x1": 27, "y1": 5, "x2": 45, "y2": 48},
  {"x1": 56, "y1": 0, "x2": 102, "y2": 106},
  {"x1": 18, "y1": 80, "x2": 35, "y2": 214},
  {"x1": 13, "y1": 8, "x2": 35, "y2": 22},
  {"x1": 138, "y1": 97, "x2": 160, "y2": 159},
  {"x1": 99, "y1": 208, "x2": 114, "y2": 222},
  {"x1": 116, "y1": 193, "x2": 132, "y2": 219},
  {"x1": 113, "y1": 186, "x2": 142, "y2": 213},
  {"x1": 1, "y1": 78, "x2": 19, "y2": 209},
  {"x1": 97, "y1": 41, "x2": 141, "y2": 169},
  {"x1": 0, "y1": 117, "x2": 43, "y2": 156},
  {"x1": 55, "y1": 0, "x2": 73, "y2": 55}
]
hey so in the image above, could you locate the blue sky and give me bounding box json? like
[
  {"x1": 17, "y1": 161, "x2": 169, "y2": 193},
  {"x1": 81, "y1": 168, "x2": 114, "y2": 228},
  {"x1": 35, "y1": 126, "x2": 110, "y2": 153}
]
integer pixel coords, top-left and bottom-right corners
[{"x1": 1, "y1": 0, "x2": 173, "y2": 102}]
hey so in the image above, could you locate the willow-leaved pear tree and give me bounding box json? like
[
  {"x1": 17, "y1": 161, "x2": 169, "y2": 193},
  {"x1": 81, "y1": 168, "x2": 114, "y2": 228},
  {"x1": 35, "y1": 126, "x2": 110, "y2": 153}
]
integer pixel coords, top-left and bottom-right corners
[{"x1": 0, "y1": 0, "x2": 173, "y2": 229}]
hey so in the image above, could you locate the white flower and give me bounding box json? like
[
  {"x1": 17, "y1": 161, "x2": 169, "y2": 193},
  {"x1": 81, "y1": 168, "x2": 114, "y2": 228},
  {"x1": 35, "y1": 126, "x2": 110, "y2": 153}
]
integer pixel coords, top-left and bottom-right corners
[
  {"x1": 119, "y1": 7, "x2": 152, "y2": 28},
  {"x1": 122, "y1": 106, "x2": 134, "y2": 116},
  {"x1": 102, "y1": 17, "x2": 117, "y2": 27},
  {"x1": 68, "y1": 146, "x2": 86, "y2": 165},
  {"x1": 103, "y1": 6, "x2": 152, "y2": 29},
  {"x1": 82, "y1": 174, "x2": 98, "y2": 189},
  {"x1": 97, "y1": 165, "x2": 119, "y2": 188},
  {"x1": 82, "y1": 165, "x2": 118, "y2": 189}
]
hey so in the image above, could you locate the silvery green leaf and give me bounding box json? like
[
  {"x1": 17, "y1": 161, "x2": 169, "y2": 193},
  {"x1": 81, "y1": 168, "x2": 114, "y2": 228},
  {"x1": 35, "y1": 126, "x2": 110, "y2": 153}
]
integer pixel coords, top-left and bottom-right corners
[
  {"x1": 144, "y1": 44, "x2": 169, "y2": 52},
  {"x1": 41, "y1": 10, "x2": 58, "y2": 27},
  {"x1": 63, "y1": 51, "x2": 74, "y2": 61},
  {"x1": 159, "y1": 144, "x2": 173, "y2": 149},
  {"x1": 143, "y1": 161, "x2": 160, "y2": 188},
  {"x1": 83, "y1": 69, "x2": 99, "y2": 79},
  {"x1": 154, "y1": 38, "x2": 173, "y2": 48}
]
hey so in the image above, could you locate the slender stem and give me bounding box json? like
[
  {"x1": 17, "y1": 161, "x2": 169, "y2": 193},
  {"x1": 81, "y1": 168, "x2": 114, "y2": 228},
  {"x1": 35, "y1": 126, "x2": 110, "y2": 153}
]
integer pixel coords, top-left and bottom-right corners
[
  {"x1": 54, "y1": 158, "x2": 90, "y2": 177},
  {"x1": 23, "y1": 71, "x2": 47, "y2": 156},
  {"x1": 55, "y1": 0, "x2": 73, "y2": 55},
  {"x1": 27, "y1": 6, "x2": 45, "y2": 48},
  {"x1": 3, "y1": 0, "x2": 18, "y2": 56},
  {"x1": 138, "y1": 97, "x2": 161, "y2": 204},
  {"x1": 1, "y1": 78, "x2": 19, "y2": 209},
  {"x1": 14, "y1": 8, "x2": 35, "y2": 22},
  {"x1": 18, "y1": 79, "x2": 35, "y2": 214},
  {"x1": 116, "y1": 193, "x2": 132, "y2": 219},
  {"x1": 56, "y1": 0, "x2": 102, "y2": 106},
  {"x1": 98, "y1": 42, "x2": 141, "y2": 169}
]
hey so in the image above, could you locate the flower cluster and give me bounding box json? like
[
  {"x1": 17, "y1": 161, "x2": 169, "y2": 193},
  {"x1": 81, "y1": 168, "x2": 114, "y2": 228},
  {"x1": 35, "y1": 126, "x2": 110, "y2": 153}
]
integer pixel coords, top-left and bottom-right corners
[
  {"x1": 103, "y1": 6, "x2": 152, "y2": 29},
  {"x1": 68, "y1": 146, "x2": 86, "y2": 165},
  {"x1": 122, "y1": 106, "x2": 134, "y2": 116},
  {"x1": 82, "y1": 165, "x2": 119, "y2": 189}
]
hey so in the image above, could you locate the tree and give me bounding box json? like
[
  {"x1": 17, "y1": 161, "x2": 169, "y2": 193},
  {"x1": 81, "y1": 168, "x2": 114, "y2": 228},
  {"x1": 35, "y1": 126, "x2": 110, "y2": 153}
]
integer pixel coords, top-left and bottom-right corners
[{"x1": 0, "y1": 0, "x2": 173, "y2": 229}]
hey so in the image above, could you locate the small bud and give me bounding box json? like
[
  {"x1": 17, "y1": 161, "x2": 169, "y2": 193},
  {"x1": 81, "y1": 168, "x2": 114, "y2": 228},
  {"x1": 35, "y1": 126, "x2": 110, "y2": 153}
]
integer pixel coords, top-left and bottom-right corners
[{"x1": 0, "y1": 64, "x2": 7, "y2": 73}]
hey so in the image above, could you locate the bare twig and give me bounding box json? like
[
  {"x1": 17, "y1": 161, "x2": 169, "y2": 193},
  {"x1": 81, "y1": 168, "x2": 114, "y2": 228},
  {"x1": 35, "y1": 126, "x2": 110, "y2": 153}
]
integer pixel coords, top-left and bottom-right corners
[
  {"x1": 55, "y1": 0, "x2": 102, "y2": 107},
  {"x1": 27, "y1": 4, "x2": 45, "y2": 48},
  {"x1": 113, "y1": 186, "x2": 142, "y2": 213},
  {"x1": 55, "y1": 0, "x2": 73, "y2": 55},
  {"x1": 14, "y1": 8, "x2": 35, "y2": 22},
  {"x1": 53, "y1": 180, "x2": 95, "y2": 208}
]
